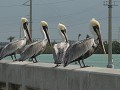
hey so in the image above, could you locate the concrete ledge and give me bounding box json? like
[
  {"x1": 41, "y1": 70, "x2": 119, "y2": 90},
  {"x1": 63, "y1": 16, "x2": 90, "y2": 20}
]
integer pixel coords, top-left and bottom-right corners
[{"x1": 0, "y1": 60, "x2": 120, "y2": 90}]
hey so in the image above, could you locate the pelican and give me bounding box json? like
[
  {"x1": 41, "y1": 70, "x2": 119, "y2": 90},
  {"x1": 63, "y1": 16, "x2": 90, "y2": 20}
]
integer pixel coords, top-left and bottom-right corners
[
  {"x1": 53, "y1": 23, "x2": 69, "y2": 66},
  {"x1": 0, "y1": 18, "x2": 32, "y2": 61},
  {"x1": 63, "y1": 18, "x2": 106, "y2": 68},
  {"x1": 19, "y1": 21, "x2": 51, "y2": 63}
]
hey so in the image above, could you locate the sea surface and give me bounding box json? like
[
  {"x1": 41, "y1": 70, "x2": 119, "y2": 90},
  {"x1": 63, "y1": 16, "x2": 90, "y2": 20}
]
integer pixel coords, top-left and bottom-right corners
[{"x1": 4, "y1": 54, "x2": 120, "y2": 69}]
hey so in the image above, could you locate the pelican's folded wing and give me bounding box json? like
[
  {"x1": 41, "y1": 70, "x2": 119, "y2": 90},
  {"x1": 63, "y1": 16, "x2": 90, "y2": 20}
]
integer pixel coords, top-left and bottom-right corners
[{"x1": 63, "y1": 38, "x2": 94, "y2": 66}]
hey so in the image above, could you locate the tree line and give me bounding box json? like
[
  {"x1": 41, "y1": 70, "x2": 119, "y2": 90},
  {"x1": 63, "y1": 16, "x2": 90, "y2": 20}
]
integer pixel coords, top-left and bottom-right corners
[
  {"x1": 1, "y1": 36, "x2": 120, "y2": 54},
  {"x1": 44, "y1": 40, "x2": 120, "y2": 54}
]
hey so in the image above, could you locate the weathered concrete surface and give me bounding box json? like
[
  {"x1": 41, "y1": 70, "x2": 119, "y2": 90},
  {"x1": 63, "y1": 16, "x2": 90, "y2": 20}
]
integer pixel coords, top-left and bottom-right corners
[{"x1": 0, "y1": 60, "x2": 120, "y2": 90}]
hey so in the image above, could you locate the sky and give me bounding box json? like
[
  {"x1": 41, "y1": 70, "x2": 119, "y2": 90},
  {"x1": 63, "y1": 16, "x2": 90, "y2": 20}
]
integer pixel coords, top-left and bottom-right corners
[{"x1": 0, "y1": 0, "x2": 120, "y2": 42}]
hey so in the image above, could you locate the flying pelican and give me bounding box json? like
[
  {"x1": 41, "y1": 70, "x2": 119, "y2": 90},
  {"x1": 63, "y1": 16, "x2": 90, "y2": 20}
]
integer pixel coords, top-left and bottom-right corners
[
  {"x1": 53, "y1": 23, "x2": 69, "y2": 66},
  {"x1": 0, "y1": 18, "x2": 32, "y2": 61},
  {"x1": 63, "y1": 18, "x2": 106, "y2": 68},
  {"x1": 19, "y1": 21, "x2": 51, "y2": 63}
]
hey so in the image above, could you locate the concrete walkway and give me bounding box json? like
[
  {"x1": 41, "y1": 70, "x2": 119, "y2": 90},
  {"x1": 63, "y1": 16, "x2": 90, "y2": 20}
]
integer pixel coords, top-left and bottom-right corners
[{"x1": 0, "y1": 60, "x2": 120, "y2": 90}]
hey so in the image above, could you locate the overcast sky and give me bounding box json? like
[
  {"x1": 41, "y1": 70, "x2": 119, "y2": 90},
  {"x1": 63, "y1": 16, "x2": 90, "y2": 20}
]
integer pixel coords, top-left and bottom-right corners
[{"x1": 0, "y1": 0, "x2": 120, "y2": 42}]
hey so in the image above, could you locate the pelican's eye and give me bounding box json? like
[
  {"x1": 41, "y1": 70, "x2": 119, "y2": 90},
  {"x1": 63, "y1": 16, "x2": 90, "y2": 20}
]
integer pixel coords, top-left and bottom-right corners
[
  {"x1": 42, "y1": 26, "x2": 48, "y2": 31},
  {"x1": 23, "y1": 22, "x2": 28, "y2": 30},
  {"x1": 61, "y1": 29, "x2": 66, "y2": 33},
  {"x1": 93, "y1": 25, "x2": 101, "y2": 41}
]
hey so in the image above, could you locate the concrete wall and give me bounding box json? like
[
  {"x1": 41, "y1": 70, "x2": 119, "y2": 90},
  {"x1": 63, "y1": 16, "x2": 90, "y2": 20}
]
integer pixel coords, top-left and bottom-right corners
[{"x1": 0, "y1": 60, "x2": 120, "y2": 90}]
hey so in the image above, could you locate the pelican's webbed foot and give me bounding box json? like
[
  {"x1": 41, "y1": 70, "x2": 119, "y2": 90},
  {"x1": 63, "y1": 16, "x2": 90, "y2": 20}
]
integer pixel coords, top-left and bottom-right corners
[
  {"x1": 19, "y1": 59, "x2": 23, "y2": 62},
  {"x1": 33, "y1": 57, "x2": 38, "y2": 63},
  {"x1": 81, "y1": 65, "x2": 90, "y2": 68},
  {"x1": 13, "y1": 59, "x2": 17, "y2": 62},
  {"x1": 54, "y1": 64, "x2": 60, "y2": 67}
]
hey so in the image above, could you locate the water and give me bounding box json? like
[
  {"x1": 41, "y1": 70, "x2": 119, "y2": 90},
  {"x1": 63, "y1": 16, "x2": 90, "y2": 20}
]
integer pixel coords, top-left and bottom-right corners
[{"x1": 5, "y1": 54, "x2": 120, "y2": 69}]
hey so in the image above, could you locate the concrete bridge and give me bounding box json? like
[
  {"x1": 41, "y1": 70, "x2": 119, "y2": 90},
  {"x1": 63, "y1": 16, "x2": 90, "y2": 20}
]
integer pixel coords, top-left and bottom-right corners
[{"x1": 0, "y1": 60, "x2": 120, "y2": 90}]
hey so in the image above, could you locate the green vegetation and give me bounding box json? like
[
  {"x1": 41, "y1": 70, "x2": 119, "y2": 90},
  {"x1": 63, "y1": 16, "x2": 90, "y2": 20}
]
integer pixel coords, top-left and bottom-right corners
[
  {"x1": 44, "y1": 40, "x2": 120, "y2": 54},
  {"x1": 112, "y1": 41, "x2": 120, "y2": 54}
]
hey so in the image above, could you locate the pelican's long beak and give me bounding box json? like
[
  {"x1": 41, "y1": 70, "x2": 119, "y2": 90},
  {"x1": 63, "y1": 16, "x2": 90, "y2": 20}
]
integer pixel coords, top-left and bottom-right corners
[
  {"x1": 42, "y1": 26, "x2": 51, "y2": 46},
  {"x1": 23, "y1": 22, "x2": 32, "y2": 42},
  {"x1": 93, "y1": 26, "x2": 106, "y2": 54},
  {"x1": 98, "y1": 32, "x2": 106, "y2": 54},
  {"x1": 61, "y1": 30, "x2": 68, "y2": 43}
]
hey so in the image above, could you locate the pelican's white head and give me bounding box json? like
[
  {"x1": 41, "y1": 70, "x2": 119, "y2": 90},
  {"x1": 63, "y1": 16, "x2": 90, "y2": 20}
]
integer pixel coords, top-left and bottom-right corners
[
  {"x1": 90, "y1": 18, "x2": 106, "y2": 54},
  {"x1": 58, "y1": 23, "x2": 67, "y2": 32},
  {"x1": 41, "y1": 21, "x2": 48, "y2": 34},
  {"x1": 58, "y1": 23, "x2": 68, "y2": 42},
  {"x1": 41, "y1": 21, "x2": 51, "y2": 46},
  {"x1": 89, "y1": 18, "x2": 100, "y2": 40},
  {"x1": 21, "y1": 17, "x2": 28, "y2": 31},
  {"x1": 21, "y1": 17, "x2": 32, "y2": 42},
  {"x1": 90, "y1": 18, "x2": 100, "y2": 28},
  {"x1": 21, "y1": 18, "x2": 28, "y2": 24},
  {"x1": 41, "y1": 21, "x2": 48, "y2": 27}
]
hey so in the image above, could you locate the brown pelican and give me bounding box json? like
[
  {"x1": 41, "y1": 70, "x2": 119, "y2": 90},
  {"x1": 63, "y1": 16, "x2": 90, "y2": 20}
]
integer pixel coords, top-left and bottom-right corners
[
  {"x1": 53, "y1": 23, "x2": 69, "y2": 66},
  {"x1": 0, "y1": 18, "x2": 32, "y2": 61},
  {"x1": 19, "y1": 21, "x2": 51, "y2": 63},
  {"x1": 63, "y1": 18, "x2": 106, "y2": 68}
]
